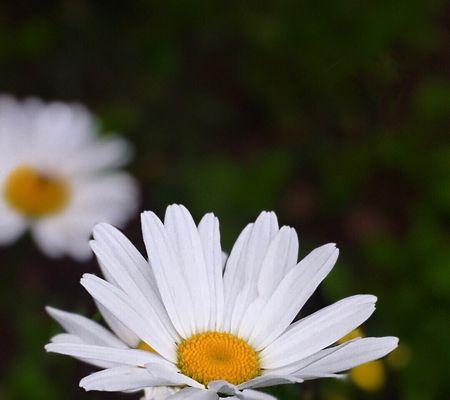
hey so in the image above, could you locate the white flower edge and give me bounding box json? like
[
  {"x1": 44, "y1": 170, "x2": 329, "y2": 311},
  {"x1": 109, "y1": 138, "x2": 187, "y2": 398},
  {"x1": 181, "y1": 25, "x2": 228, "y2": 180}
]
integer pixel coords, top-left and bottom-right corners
[{"x1": 45, "y1": 205, "x2": 398, "y2": 399}]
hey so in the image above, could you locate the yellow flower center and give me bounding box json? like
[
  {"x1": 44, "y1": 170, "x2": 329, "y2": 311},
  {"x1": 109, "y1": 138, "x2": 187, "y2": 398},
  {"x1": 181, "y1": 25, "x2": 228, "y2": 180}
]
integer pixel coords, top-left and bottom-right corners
[
  {"x1": 177, "y1": 332, "x2": 260, "y2": 385},
  {"x1": 4, "y1": 165, "x2": 71, "y2": 218}
]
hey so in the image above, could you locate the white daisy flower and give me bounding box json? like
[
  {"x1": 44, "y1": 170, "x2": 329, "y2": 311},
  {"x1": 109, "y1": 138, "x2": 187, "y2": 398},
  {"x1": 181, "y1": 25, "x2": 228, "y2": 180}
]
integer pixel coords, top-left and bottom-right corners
[
  {"x1": 0, "y1": 95, "x2": 138, "y2": 260},
  {"x1": 45, "y1": 204, "x2": 398, "y2": 399}
]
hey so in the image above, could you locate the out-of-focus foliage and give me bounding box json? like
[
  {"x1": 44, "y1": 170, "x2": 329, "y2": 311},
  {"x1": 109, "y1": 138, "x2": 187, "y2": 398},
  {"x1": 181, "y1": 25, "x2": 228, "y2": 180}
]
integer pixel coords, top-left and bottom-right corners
[{"x1": 0, "y1": 1, "x2": 448, "y2": 399}]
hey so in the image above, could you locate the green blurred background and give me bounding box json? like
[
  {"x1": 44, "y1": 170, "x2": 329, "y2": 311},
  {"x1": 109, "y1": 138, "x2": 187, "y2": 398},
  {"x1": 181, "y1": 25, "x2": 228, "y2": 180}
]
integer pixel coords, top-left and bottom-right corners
[{"x1": 0, "y1": 1, "x2": 449, "y2": 399}]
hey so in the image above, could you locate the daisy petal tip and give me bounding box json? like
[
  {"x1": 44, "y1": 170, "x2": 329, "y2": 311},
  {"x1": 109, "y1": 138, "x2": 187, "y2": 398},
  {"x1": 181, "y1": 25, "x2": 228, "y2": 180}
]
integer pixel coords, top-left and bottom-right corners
[
  {"x1": 91, "y1": 223, "x2": 106, "y2": 237},
  {"x1": 79, "y1": 376, "x2": 98, "y2": 392},
  {"x1": 255, "y1": 210, "x2": 268, "y2": 220},
  {"x1": 200, "y1": 211, "x2": 217, "y2": 222},
  {"x1": 318, "y1": 243, "x2": 339, "y2": 255},
  {"x1": 289, "y1": 376, "x2": 303, "y2": 384},
  {"x1": 178, "y1": 203, "x2": 190, "y2": 212},
  {"x1": 79, "y1": 273, "x2": 94, "y2": 286},
  {"x1": 45, "y1": 305, "x2": 56, "y2": 315},
  {"x1": 332, "y1": 247, "x2": 339, "y2": 258},
  {"x1": 358, "y1": 294, "x2": 377, "y2": 304},
  {"x1": 140, "y1": 210, "x2": 152, "y2": 218},
  {"x1": 386, "y1": 336, "x2": 400, "y2": 349},
  {"x1": 44, "y1": 343, "x2": 55, "y2": 353},
  {"x1": 265, "y1": 210, "x2": 276, "y2": 218},
  {"x1": 140, "y1": 210, "x2": 159, "y2": 224},
  {"x1": 80, "y1": 272, "x2": 96, "y2": 280}
]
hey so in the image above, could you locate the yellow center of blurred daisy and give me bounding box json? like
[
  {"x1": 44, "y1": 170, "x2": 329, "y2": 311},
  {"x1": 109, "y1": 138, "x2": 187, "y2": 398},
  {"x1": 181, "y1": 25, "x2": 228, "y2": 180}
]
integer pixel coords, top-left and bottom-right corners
[
  {"x1": 4, "y1": 165, "x2": 71, "y2": 218},
  {"x1": 177, "y1": 332, "x2": 260, "y2": 385},
  {"x1": 350, "y1": 360, "x2": 385, "y2": 391}
]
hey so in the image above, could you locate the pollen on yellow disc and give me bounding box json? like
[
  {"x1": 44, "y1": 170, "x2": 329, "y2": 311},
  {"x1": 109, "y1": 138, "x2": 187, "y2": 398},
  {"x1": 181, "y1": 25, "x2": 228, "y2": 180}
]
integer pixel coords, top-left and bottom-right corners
[
  {"x1": 177, "y1": 331, "x2": 260, "y2": 385},
  {"x1": 338, "y1": 328, "x2": 364, "y2": 344},
  {"x1": 137, "y1": 341, "x2": 157, "y2": 353},
  {"x1": 350, "y1": 360, "x2": 385, "y2": 392},
  {"x1": 4, "y1": 165, "x2": 70, "y2": 218}
]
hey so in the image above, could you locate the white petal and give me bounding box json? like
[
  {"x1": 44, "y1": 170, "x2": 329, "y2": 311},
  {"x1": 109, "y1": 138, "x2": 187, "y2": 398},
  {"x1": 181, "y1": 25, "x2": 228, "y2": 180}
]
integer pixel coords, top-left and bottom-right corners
[
  {"x1": 293, "y1": 373, "x2": 344, "y2": 380},
  {"x1": 238, "y1": 227, "x2": 299, "y2": 340},
  {"x1": 144, "y1": 387, "x2": 180, "y2": 400},
  {"x1": 221, "y1": 223, "x2": 252, "y2": 332},
  {"x1": 96, "y1": 301, "x2": 140, "y2": 347},
  {"x1": 164, "y1": 205, "x2": 211, "y2": 332},
  {"x1": 208, "y1": 384, "x2": 278, "y2": 400},
  {"x1": 249, "y1": 244, "x2": 339, "y2": 350},
  {"x1": 46, "y1": 306, "x2": 127, "y2": 348},
  {"x1": 50, "y1": 333, "x2": 83, "y2": 344},
  {"x1": 91, "y1": 223, "x2": 179, "y2": 342},
  {"x1": 293, "y1": 336, "x2": 398, "y2": 378},
  {"x1": 69, "y1": 172, "x2": 138, "y2": 230},
  {"x1": 63, "y1": 136, "x2": 132, "y2": 175},
  {"x1": 47, "y1": 333, "x2": 119, "y2": 369},
  {"x1": 31, "y1": 220, "x2": 66, "y2": 259},
  {"x1": 208, "y1": 381, "x2": 278, "y2": 400},
  {"x1": 222, "y1": 212, "x2": 278, "y2": 333},
  {"x1": 45, "y1": 343, "x2": 174, "y2": 369},
  {"x1": 260, "y1": 295, "x2": 377, "y2": 369},
  {"x1": 92, "y1": 223, "x2": 156, "y2": 288},
  {"x1": 265, "y1": 343, "x2": 348, "y2": 376},
  {"x1": 141, "y1": 210, "x2": 195, "y2": 338},
  {"x1": 81, "y1": 274, "x2": 177, "y2": 362},
  {"x1": 167, "y1": 388, "x2": 218, "y2": 399},
  {"x1": 80, "y1": 366, "x2": 162, "y2": 392},
  {"x1": 25, "y1": 100, "x2": 95, "y2": 157},
  {"x1": 31, "y1": 218, "x2": 91, "y2": 261},
  {"x1": 237, "y1": 375, "x2": 302, "y2": 390},
  {"x1": 236, "y1": 297, "x2": 266, "y2": 341},
  {"x1": 221, "y1": 252, "x2": 228, "y2": 270},
  {"x1": 89, "y1": 267, "x2": 141, "y2": 340},
  {"x1": 257, "y1": 226, "x2": 299, "y2": 297},
  {"x1": 198, "y1": 213, "x2": 224, "y2": 331},
  {"x1": 238, "y1": 390, "x2": 278, "y2": 400},
  {"x1": 0, "y1": 205, "x2": 26, "y2": 245},
  {"x1": 231, "y1": 213, "x2": 278, "y2": 335},
  {"x1": 145, "y1": 362, "x2": 204, "y2": 389},
  {"x1": 208, "y1": 380, "x2": 237, "y2": 395}
]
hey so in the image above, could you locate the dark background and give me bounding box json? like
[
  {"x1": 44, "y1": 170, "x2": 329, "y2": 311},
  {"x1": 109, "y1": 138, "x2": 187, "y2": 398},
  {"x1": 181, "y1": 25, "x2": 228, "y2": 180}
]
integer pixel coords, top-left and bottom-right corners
[{"x1": 0, "y1": 1, "x2": 449, "y2": 399}]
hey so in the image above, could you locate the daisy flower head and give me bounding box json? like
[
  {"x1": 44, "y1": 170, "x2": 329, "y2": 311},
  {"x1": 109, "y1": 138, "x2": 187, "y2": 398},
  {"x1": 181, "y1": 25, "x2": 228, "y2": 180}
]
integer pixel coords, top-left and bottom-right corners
[
  {"x1": 45, "y1": 205, "x2": 398, "y2": 399},
  {"x1": 0, "y1": 95, "x2": 138, "y2": 260}
]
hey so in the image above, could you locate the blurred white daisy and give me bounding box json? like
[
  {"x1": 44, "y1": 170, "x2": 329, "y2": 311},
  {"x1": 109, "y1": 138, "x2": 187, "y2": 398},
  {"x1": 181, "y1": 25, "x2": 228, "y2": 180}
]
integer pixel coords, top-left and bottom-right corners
[
  {"x1": 46, "y1": 204, "x2": 398, "y2": 399},
  {"x1": 0, "y1": 95, "x2": 138, "y2": 260}
]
